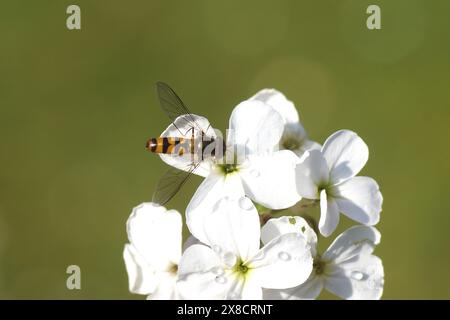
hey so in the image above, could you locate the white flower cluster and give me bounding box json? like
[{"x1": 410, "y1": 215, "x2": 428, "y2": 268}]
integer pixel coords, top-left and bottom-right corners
[{"x1": 124, "y1": 89, "x2": 384, "y2": 300}]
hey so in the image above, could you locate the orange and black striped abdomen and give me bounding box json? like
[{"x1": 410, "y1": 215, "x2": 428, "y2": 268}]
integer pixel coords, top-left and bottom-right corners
[{"x1": 146, "y1": 137, "x2": 188, "y2": 155}]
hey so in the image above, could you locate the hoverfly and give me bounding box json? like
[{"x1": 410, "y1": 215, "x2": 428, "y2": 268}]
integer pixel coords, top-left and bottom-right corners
[{"x1": 147, "y1": 82, "x2": 226, "y2": 205}]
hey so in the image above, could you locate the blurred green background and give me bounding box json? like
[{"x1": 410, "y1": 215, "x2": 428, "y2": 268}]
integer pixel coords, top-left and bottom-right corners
[{"x1": 0, "y1": 0, "x2": 449, "y2": 299}]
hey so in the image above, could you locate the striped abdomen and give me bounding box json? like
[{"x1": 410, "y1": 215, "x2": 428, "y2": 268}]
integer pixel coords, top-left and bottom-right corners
[{"x1": 146, "y1": 137, "x2": 192, "y2": 155}]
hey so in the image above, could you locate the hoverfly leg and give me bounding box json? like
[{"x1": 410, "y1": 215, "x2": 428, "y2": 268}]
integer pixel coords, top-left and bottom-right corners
[
  {"x1": 205, "y1": 123, "x2": 212, "y2": 135},
  {"x1": 183, "y1": 126, "x2": 194, "y2": 137},
  {"x1": 172, "y1": 121, "x2": 184, "y2": 136},
  {"x1": 185, "y1": 126, "x2": 195, "y2": 164}
]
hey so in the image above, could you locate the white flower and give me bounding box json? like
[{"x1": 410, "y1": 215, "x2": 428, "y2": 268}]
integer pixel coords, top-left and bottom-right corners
[
  {"x1": 249, "y1": 89, "x2": 321, "y2": 157},
  {"x1": 177, "y1": 197, "x2": 313, "y2": 300},
  {"x1": 123, "y1": 203, "x2": 183, "y2": 299},
  {"x1": 159, "y1": 101, "x2": 301, "y2": 243},
  {"x1": 262, "y1": 217, "x2": 384, "y2": 300},
  {"x1": 295, "y1": 130, "x2": 383, "y2": 236}
]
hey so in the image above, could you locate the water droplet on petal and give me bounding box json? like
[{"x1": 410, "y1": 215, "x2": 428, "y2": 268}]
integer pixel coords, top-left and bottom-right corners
[
  {"x1": 222, "y1": 252, "x2": 237, "y2": 268},
  {"x1": 250, "y1": 169, "x2": 260, "y2": 178},
  {"x1": 212, "y1": 245, "x2": 222, "y2": 254},
  {"x1": 215, "y1": 276, "x2": 227, "y2": 284},
  {"x1": 212, "y1": 267, "x2": 224, "y2": 276},
  {"x1": 278, "y1": 251, "x2": 291, "y2": 261},
  {"x1": 351, "y1": 271, "x2": 364, "y2": 281},
  {"x1": 212, "y1": 201, "x2": 222, "y2": 211},
  {"x1": 239, "y1": 197, "x2": 253, "y2": 210}
]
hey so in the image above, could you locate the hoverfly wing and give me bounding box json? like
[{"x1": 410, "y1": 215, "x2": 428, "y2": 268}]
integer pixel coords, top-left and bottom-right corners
[
  {"x1": 156, "y1": 81, "x2": 203, "y2": 134},
  {"x1": 151, "y1": 163, "x2": 200, "y2": 206}
]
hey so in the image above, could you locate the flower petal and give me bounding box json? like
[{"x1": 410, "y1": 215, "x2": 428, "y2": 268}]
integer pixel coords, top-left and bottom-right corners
[
  {"x1": 178, "y1": 272, "x2": 229, "y2": 300},
  {"x1": 261, "y1": 216, "x2": 317, "y2": 257},
  {"x1": 322, "y1": 130, "x2": 369, "y2": 184},
  {"x1": 263, "y1": 275, "x2": 324, "y2": 300},
  {"x1": 296, "y1": 139, "x2": 322, "y2": 156},
  {"x1": 249, "y1": 90, "x2": 320, "y2": 158},
  {"x1": 240, "y1": 150, "x2": 301, "y2": 209},
  {"x1": 248, "y1": 233, "x2": 313, "y2": 290},
  {"x1": 178, "y1": 244, "x2": 223, "y2": 275},
  {"x1": 318, "y1": 190, "x2": 340, "y2": 237},
  {"x1": 199, "y1": 197, "x2": 261, "y2": 262},
  {"x1": 177, "y1": 244, "x2": 229, "y2": 300},
  {"x1": 325, "y1": 254, "x2": 384, "y2": 300},
  {"x1": 322, "y1": 226, "x2": 381, "y2": 264},
  {"x1": 182, "y1": 235, "x2": 201, "y2": 252},
  {"x1": 186, "y1": 172, "x2": 245, "y2": 245},
  {"x1": 225, "y1": 277, "x2": 263, "y2": 300},
  {"x1": 295, "y1": 150, "x2": 329, "y2": 200},
  {"x1": 332, "y1": 177, "x2": 382, "y2": 226},
  {"x1": 159, "y1": 114, "x2": 215, "y2": 178},
  {"x1": 279, "y1": 123, "x2": 308, "y2": 154},
  {"x1": 228, "y1": 100, "x2": 284, "y2": 155},
  {"x1": 147, "y1": 273, "x2": 179, "y2": 300},
  {"x1": 126, "y1": 203, "x2": 182, "y2": 271},
  {"x1": 123, "y1": 244, "x2": 158, "y2": 295},
  {"x1": 249, "y1": 89, "x2": 322, "y2": 157},
  {"x1": 249, "y1": 89, "x2": 299, "y2": 123}
]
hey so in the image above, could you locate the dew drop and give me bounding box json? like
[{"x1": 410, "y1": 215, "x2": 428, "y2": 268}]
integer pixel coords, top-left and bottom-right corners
[
  {"x1": 212, "y1": 245, "x2": 222, "y2": 254},
  {"x1": 250, "y1": 169, "x2": 260, "y2": 178},
  {"x1": 239, "y1": 197, "x2": 253, "y2": 210},
  {"x1": 215, "y1": 276, "x2": 227, "y2": 284},
  {"x1": 212, "y1": 201, "x2": 222, "y2": 212},
  {"x1": 212, "y1": 267, "x2": 224, "y2": 276},
  {"x1": 278, "y1": 251, "x2": 291, "y2": 261},
  {"x1": 222, "y1": 252, "x2": 237, "y2": 268},
  {"x1": 351, "y1": 271, "x2": 364, "y2": 281}
]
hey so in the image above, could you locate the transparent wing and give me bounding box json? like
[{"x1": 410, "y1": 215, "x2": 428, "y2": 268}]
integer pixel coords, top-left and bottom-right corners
[
  {"x1": 156, "y1": 81, "x2": 203, "y2": 133},
  {"x1": 151, "y1": 163, "x2": 200, "y2": 206}
]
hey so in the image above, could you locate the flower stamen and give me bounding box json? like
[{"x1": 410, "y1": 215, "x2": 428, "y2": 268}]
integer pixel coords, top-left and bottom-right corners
[
  {"x1": 313, "y1": 256, "x2": 327, "y2": 276},
  {"x1": 168, "y1": 263, "x2": 178, "y2": 275},
  {"x1": 282, "y1": 136, "x2": 302, "y2": 151},
  {"x1": 233, "y1": 259, "x2": 250, "y2": 278},
  {"x1": 219, "y1": 163, "x2": 239, "y2": 175}
]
